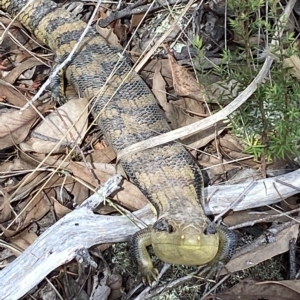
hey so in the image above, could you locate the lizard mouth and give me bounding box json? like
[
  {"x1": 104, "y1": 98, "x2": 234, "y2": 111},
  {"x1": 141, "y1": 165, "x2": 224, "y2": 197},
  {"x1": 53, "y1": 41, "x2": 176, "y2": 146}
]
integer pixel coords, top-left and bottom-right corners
[
  {"x1": 151, "y1": 229, "x2": 220, "y2": 265},
  {"x1": 152, "y1": 242, "x2": 219, "y2": 265}
]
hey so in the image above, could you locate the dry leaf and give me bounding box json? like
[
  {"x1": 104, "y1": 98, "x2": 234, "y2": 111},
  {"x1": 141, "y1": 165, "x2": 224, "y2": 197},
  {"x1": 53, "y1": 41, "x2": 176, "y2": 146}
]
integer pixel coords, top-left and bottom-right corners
[
  {"x1": 264, "y1": 280, "x2": 300, "y2": 295},
  {"x1": 0, "y1": 184, "x2": 53, "y2": 236},
  {"x1": 20, "y1": 98, "x2": 89, "y2": 153},
  {"x1": 0, "y1": 158, "x2": 36, "y2": 176},
  {"x1": 218, "y1": 133, "x2": 245, "y2": 152},
  {"x1": 0, "y1": 106, "x2": 41, "y2": 150},
  {"x1": 4, "y1": 171, "x2": 48, "y2": 202},
  {"x1": 283, "y1": 54, "x2": 300, "y2": 80},
  {"x1": 0, "y1": 196, "x2": 12, "y2": 223},
  {"x1": 9, "y1": 230, "x2": 38, "y2": 251},
  {"x1": 214, "y1": 134, "x2": 260, "y2": 168},
  {"x1": 139, "y1": 58, "x2": 173, "y2": 87},
  {"x1": 111, "y1": 19, "x2": 129, "y2": 43},
  {"x1": 70, "y1": 161, "x2": 148, "y2": 210},
  {"x1": 199, "y1": 153, "x2": 238, "y2": 176},
  {"x1": 16, "y1": 189, "x2": 54, "y2": 230},
  {"x1": 152, "y1": 61, "x2": 174, "y2": 118},
  {"x1": 166, "y1": 49, "x2": 205, "y2": 101},
  {"x1": 222, "y1": 223, "x2": 299, "y2": 275},
  {"x1": 152, "y1": 60, "x2": 224, "y2": 147},
  {"x1": 19, "y1": 152, "x2": 70, "y2": 169},
  {"x1": 96, "y1": 26, "x2": 122, "y2": 49},
  {"x1": 52, "y1": 198, "x2": 72, "y2": 218},
  {"x1": 86, "y1": 146, "x2": 116, "y2": 164},
  {"x1": 130, "y1": 13, "x2": 145, "y2": 31},
  {"x1": 214, "y1": 279, "x2": 300, "y2": 300},
  {"x1": 0, "y1": 17, "x2": 29, "y2": 51},
  {"x1": 0, "y1": 82, "x2": 47, "y2": 149},
  {"x1": 4, "y1": 171, "x2": 75, "y2": 205},
  {"x1": 0, "y1": 81, "x2": 28, "y2": 106},
  {"x1": 4, "y1": 57, "x2": 45, "y2": 84},
  {"x1": 107, "y1": 273, "x2": 122, "y2": 299}
]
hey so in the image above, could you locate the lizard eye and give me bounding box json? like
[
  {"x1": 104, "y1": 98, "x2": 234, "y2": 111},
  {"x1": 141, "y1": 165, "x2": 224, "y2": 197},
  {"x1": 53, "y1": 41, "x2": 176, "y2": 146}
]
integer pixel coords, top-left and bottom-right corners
[
  {"x1": 153, "y1": 218, "x2": 174, "y2": 233},
  {"x1": 204, "y1": 222, "x2": 217, "y2": 235}
]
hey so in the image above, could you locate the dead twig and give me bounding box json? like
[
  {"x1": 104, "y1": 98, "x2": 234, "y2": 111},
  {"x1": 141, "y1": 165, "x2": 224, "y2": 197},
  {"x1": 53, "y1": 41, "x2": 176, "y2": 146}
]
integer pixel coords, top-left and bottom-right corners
[
  {"x1": 99, "y1": 0, "x2": 191, "y2": 28},
  {"x1": 289, "y1": 238, "x2": 297, "y2": 280}
]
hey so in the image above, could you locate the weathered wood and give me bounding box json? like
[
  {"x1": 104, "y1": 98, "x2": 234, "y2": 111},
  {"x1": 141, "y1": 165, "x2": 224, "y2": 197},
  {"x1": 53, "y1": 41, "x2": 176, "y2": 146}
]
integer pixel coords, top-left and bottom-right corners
[{"x1": 205, "y1": 168, "x2": 300, "y2": 214}]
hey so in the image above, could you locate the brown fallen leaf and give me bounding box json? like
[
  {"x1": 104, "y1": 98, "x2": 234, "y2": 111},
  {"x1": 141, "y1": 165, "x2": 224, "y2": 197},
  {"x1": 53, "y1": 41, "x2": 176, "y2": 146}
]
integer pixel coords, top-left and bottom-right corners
[
  {"x1": 4, "y1": 171, "x2": 76, "y2": 207},
  {"x1": 263, "y1": 280, "x2": 300, "y2": 295},
  {"x1": 199, "y1": 153, "x2": 238, "y2": 176},
  {"x1": 152, "y1": 60, "x2": 224, "y2": 147},
  {"x1": 97, "y1": 13, "x2": 122, "y2": 49},
  {"x1": 139, "y1": 58, "x2": 173, "y2": 87},
  {"x1": 0, "y1": 157, "x2": 37, "y2": 177},
  {"x1": 0, "y1": 17, "x2": 29, "y2": 51},
  {"x1": 4, "y1": 171, "x2": 50, "y2": 203},
  {"x1": 63, "y1": 180, "x2": 90, "y2": 206},
  {"x1": 165, "y1": 46, "x2": 206, "y2": 102},
  {"x1": 0, "y1": 81, "x2": 29, "y2": 106},
  {"x1": 52, "y1": 198, "x2": 72, "y2": 219},
  {"x1": 20, "y1": 98, "x2": 89, "y2": 154},
  {"x1": 213, "y1": 134, "x2": 260, "y2": 168},
  {"x1": 70, "y1": 161, "x2": 148, "y2": 210},
  {"x1": 0, "y1": 195, "x2": 12, "y2": 223},
  {"x1": 130, "y1": 13, "x2": 145, "y2": 31},
  {"x1": 19, "y1": 151, "x2": 70, "y2": 170},
  {"x1": 0, "y1": 106, "x2": 42, "y2": 150},
  {"x1": 152, "y1": 60, "x2": 174, "y2": 120},
  {"x1": 86, "y1": 146, "x2": 116, "y2": 164},
  {"x1": 107, "y1": 273, "x2": 123, "y2": 300},
  {"x1": 218, "y1": 133, "x2": 245, "y2": 152},
  {"x1": 213, "y1": 279, "x2": 300, "y2": 300},
  {"x1": 222, "y1": 223, "x2": 299, "y2": 275},
  {"x1": 1, "y1": 188, "x2": 55, "y2": 236},
  {"x1": 111, "y1": 19, "x2": 129, "y2": 44},
  {"x1": 283, "y1": 54, "x2": 300, "y2": 80},
  {"x1": 4, "y1": 57, "x2": 45, "y2": 84},
  {"x1": 8, "y1": 230, "x2": 38, "y2": 252},
  {"x1": 16, "y1": 189, "x2": 54, "y2": 231},
  {"x1": 0, "y1": 83, "x2": 47, "y2": 149}
]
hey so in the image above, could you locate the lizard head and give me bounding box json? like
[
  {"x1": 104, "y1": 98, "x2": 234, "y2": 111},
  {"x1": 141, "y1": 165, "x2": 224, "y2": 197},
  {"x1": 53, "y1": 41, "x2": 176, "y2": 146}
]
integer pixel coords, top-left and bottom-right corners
[{"x1": 151, "y1": 216, "x2": 220, "y2": 265}]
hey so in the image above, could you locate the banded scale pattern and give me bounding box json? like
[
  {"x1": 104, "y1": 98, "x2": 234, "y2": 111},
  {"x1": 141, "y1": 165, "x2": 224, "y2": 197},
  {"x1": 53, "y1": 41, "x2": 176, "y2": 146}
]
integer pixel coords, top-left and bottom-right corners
[{"x1": 0, "y1": 0, "x2": 236, "y2": 284}]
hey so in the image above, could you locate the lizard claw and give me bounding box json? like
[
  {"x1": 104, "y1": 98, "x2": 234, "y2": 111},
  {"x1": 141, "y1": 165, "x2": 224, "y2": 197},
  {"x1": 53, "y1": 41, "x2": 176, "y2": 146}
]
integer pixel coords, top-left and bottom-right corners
[{"x1": 141, "y1": 266, "x2": 158, "y2": 286}]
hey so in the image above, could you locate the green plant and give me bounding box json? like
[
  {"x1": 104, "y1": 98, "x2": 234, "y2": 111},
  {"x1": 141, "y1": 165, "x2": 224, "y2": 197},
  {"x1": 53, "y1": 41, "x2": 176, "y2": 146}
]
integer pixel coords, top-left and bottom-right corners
[{"x1": 198, "y1": 0, "x2": 300, "y2": 162}]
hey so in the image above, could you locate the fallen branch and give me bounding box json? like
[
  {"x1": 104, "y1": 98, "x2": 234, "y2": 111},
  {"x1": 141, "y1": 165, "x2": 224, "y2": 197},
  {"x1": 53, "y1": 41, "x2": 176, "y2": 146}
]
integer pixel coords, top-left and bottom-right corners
[
  {"x1": 99, "y1": 0, "x2": 191, "y2": 28},
  {"x1": 0, "y1": 175, "x2": 156, "y2": 300},
  {"x1": 204, "y1": 168, "x2": 300, "y2": 214}
]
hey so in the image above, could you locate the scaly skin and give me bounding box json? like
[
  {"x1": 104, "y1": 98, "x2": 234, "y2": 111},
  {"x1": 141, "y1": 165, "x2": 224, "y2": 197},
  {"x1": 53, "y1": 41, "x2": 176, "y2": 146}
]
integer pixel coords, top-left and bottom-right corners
[{"x1": 0, "y1": 0, "x2": 237, "y2": 284}]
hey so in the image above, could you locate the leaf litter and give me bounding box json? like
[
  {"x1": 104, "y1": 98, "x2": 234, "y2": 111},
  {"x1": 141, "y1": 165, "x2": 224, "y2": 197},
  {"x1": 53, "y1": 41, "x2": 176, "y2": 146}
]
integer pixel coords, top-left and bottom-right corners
[{"x1": 0, "y1": 1, "x2": 300, "y2": 299}]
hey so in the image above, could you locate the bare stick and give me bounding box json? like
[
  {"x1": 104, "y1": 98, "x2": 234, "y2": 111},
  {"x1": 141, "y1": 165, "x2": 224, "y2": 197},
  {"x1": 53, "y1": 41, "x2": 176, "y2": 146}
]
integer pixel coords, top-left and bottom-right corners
[
  {"x1": 0, "y1": 175, "x2": 153, "y2": 300},
  {"x1": 99, "y1": 0, "x2": 191, "y2": 28}
]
